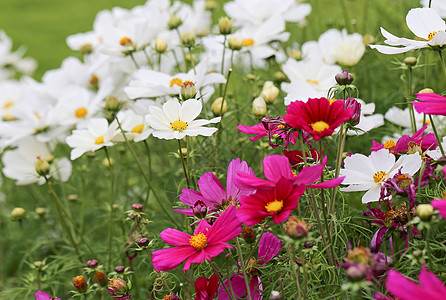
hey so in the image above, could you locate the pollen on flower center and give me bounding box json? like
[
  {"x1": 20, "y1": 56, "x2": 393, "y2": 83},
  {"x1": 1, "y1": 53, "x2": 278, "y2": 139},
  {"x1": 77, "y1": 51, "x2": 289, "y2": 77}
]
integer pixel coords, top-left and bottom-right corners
[
  {"x1": 95, "y1": 136, "x2": 104, "y2": 145},
  {"x1": 171, "y1": 120, "x2": 188, "y2": 131},
  {"x1": 428, "y1": 31, "x2": 440, "y2": 41},
  {"x1": 3, "y1": 101, "x2": 14, "y2": 109},
  {"x1": 242, "y1": 38, "x2": 254, "y2": 47},
  {"x1": 131, "y1": 124, "x2": 144, "y2": 133},
  {"x1": 120, "y1": 36, "x2": 133, "y2": 46},
  {"x1": 373, "y1": 171, "x2": 387, "y2": 183},
  {"x1": 306, "y1": 79, "x2": 319, "y2": 85},
  {"x1": 265, "y1": 200, "x2": 283, "y2": 213},
  {"x1": 383, "y1": 139, "x2": 396, "y2": 150},
  {"x1": 189, "y1": 233, "x2": 207, "y2": 250},
  {"x1": 170, "y1": 78, "x2": 183, "y2": 87},
  {"x1": 75, "y1": 107, "x2": 88, "y2": 118},
  {"x1": 311, "y1": 121, "x2": 330, "y2": 133}
]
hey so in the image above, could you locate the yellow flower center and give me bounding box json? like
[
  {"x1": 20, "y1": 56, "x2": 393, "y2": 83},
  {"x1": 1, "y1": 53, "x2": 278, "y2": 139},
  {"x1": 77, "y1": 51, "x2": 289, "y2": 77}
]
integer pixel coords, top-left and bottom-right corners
[
  {"x1": 189, "y1": 233, "x2": 207, "y2": 250},
  {"x1": 242, "y1": 38, "x2": 254, "y2": 47},
  {"x1": 265, "y1": 200, "x2": 283, "y2": 213},
  {"x1": 131, "y1": 124, "x2": 144, "y2": 133},
  {"x1": 306, "y1": 79, "x2": 319, "y2": 85},
  {"x1": 428, "y1": 31, "x2": 440, "y2": 41},
  {"x1": 383, "y1": 139, "x2": 396, "y2": 150},
  {"x1": 373, "y1": 171, "x2": 387, "y2": 183},
  {"x1": 95, "y1": 136, "x2": 104, "y2": 145},
  {"x1": 171, "y1": 120, "x2": 188, "y2": 131},
  {"x1": 329, "y1": 98, "x2": 337, "y2": 104},
  {"x1": 170, "y1": 78, "x2": 183, "y2": 87},
  {"x1": 75, "y1": 107, "x2": 88, "y2": 118},
  {"x1": 3, "y1": 101, "x2": 14, "y2": 109},
  {"x1": 119, "y1": 36, "x2": 133, "y2": 46},
  {"x1": 420, "y1": 119, "x2": 431, "y2": 125},
  {"x1": 311, "y1": 121, "x2": 330, "y2": 133}
]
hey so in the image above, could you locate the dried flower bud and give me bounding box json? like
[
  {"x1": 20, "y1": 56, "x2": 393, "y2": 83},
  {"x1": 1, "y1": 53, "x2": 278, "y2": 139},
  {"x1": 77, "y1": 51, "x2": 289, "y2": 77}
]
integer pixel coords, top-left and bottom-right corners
[
  {"x1": 219, "y1": 17, "x2": 232, "y2": 35},
  {"x1": 211, "y1": 97, "x2": 227, "y2": 116},
  {"x1": 418, "y1": 88, "x2": 434, "y2": 94},
  {"x1": 335, "y1": 70, "x2": 354, "y2": 85},
  {"x1": 73, "y1": 275, "x2": 88, "y2": 293},
  {"x1": 396, "y1": 174, "x2": 413, "y2": 189},
  {"x1": 105, "y1": 96, "x2": 120, "y2": 112},
  {"x1": 163, "y1": 294, "x2": 181, "y2": 300},
  {"x1": 137, "y1": 238, "x2": 150, "y2": 247},
  {"x1": 168, "y1": 15, "x2": 182, "y2": 30},
  {"x1": 11, "y1": 207, "x2": 26, "y2": 220},
  {"x1": 180, "y1": 80, "x2": 197, "y2": 100},
  {"x1": 252, "y1": 97, "x2": 267, "y2": 116},
  {"x1": 344, "y1": 97, "x2": 361, "y2": 126},
  {"x1": 404, "y1": 57, "x2": 417, "y2": 67},
  {"x1": 132, "y1": 203, "x2": 143, "y2": 212},
  {"x1": 181, "y1": 32, "x2": 196, "y2": 48},
  {"x1": 228, "y1": 36, "x2": 242, "y2": 50},
  {"x1": 94, "y1": 271, "x2": 108, "y2": 287},
  {"x1": 35, "y1": 158, "x2": 50, "y2": 177},
  {"x1": 155, "y1": 37, "x2": 167, "y2": 53},
  {"x1": 86, "y1": 259, "x2": 98, "y2": 268},
  {"x1": 416, "y1": 204, "x2": 434, "y2": 221},
  {"x1": 285, "y1": 216, "x2": 309, "y2": 239},
  {"x1": 115, "y1": 266, "x2": 125, "y2": 273},
  {"x1": 241, "y1": 227, "x2": 257, "y2": 243}
]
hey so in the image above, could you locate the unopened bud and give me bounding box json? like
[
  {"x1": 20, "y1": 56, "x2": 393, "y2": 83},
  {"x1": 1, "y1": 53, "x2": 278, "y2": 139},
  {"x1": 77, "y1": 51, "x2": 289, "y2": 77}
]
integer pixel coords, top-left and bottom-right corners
[
  {"x1": 137, "y1": 237, "x2": 150, "y2": 247},
  {"x1": 285, "y1": 216, "x2": 309, "y2": 239},
  {"x1": 44, "y1": 155, "x2": 54, "y2": 164},
  {"x1": 304, "y1": 241, "x2": 313, "y2": 248},
  {"x1": 241, "y1": 227, "x2": 256, "y2": 243},
  {"x1": 102, "y1": 157, "x2": 115, "y2": 167},
  {"x1": 211, "y1": 97, "x2": 227, "y2": 116},
  {"x1": 11, "y1": 207, "x2": 26, "y2": 220},
  {"x1": 105, "y1": 96, "x2": 120, "y2": 112},
  {"x1": 181, "y1": 32, "x2": 196, "y2": 48},
  {"x1": 346, "y1": 264, "x2": 367, "y2": 282},
  {"x1": 180, "y1": 80, "x2": 197, "y2": 100},
  {"x1": 35, "y1": 207, "x2": 46, "y2": 216},
  {"x1": 86, "y1": 259, "x2": 98, "y2": 268},
  {"x1": 219, "y1": 17, "x2": 233, "y2": 35},
  {"x1": 261, "y1": 81, "x2": 280, "y2": 103},
  {"x1": 155, "y1": 38, "x2": 167, "y2": 53},
  {"x1": 205, "y1": 0, "x2": 217, "y2": 10},
  {"x1": 344, "y1": 97, "x2": 361, "y2": 126},
  {"x1": 289, "y1": 49, "x2": 302, "y2": 60},
  {"x1": 418, "y1": 88, "x2": 434, "y2": 94},
  {"x1": 94, "y1": 271, "x2": 108, "y2": 287},
  {"x1": 274, "y1": 71, "x2": 287, "y2": 83},
  {"x1": 68, "y1": 194, "x2": 79, "y2": 202},
  {"x1": 115, "y1": 266, "x2": 125, "y2": 273},
  {"x1": 362, "y1": 34, "x2": 375, "y2": 45},
  {"x1": 132, "y1": 203, "x2": 143, "y2": 212},
  {"x1": 335, "y1": 70, "x2": 354, "y2": 85},
  {"x1": 228, "y1": 36, "x2": 242, "y2": 50},
  {"x1": 270, "y1": 291, "x2": 283, "y2": 300},
  {"x1": 80, "y1": 44, "x2": 93, "y2": 56},
  {"x1": 192, "y1": 200, "x2": 207, "y2": 219},
  {"x1": 178, "y1": 147, "x2": 187, "y2": 156},
  {"x1": 168, "y1": 15, "x2": 182, "y2": 30},
  {"x1": 35, "y1": 158, "x2": 50, "y2": 177},
  {"x1": 416, "y1": 204, "x2": 434, "y2": 221},
  {"x1": 252, "y1": 97, "x2": 267, "y2": 116},
  {"x1": 73, "y1": 275, "x2": 88, "y2": 293},
  {"x1": 404, "y1": 57, "x2": 417, "y2": 67},
  {"x1": 108, "y1": 277, "x2": 128, "y2": 294}
]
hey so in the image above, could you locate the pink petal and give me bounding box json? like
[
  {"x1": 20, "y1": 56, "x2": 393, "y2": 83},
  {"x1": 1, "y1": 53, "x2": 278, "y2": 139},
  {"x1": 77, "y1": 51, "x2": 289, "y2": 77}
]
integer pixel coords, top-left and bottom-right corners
[
  {"x1": 431, "y1": 199, "x2": 446, "y2": 219},
  {"x1": 263, "y1": 155, "x2": 294, "y2": 182},
  {"x1": 194, "y1": 219, "x2": 212, "y2": 235},
  {"x1": 152, "y1": 246, "x2": 195, "y2": 271},
  {"x1": 160, "y1": 228, "x2": 191, "y2": 246},
  {"x1": 198, "y1": 172, "x2": 227, "y2": 205},
  {"x1": 235, "y1": 171, "x2": 275, "y2": 189},
  {"x1": 418, "y1": 266, "x2": 446, "y2": 295},
  {"x1": 386, "y1": 269, "x2": 426, "y2": 300},
  {"x1": 35, "y1": 291, "x2": 51, "y2": 300},
  {"x1": 258, "y1": 232, "x2": 282, "y2": 263},
  {"x1": 227, "y1": 158, "x2": 256, "y2": 199},
  {"x1": 173, "y1": 208, "x2": 195, "y2": 216},
  {"x1": 293, "y1": 157, "x2": 327, "y2": 185},
  {"x1": 179, "y1": 188, "x2": 207, "y2": 206},
  {"x1": 309, "y1": 176, "x2": 345, "y2": 189},
  {"x1": 207, "y1": 205, "x2": 242, "y2": 243}
]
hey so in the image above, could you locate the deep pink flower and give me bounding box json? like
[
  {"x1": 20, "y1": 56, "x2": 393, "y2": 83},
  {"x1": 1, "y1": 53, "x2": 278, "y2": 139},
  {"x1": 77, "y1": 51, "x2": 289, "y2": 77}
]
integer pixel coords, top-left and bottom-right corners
[
  {"x1": 218, "y1": 232, "x2": 282, "y2": 300},
  {"x1": 174, "y1": 158, "x2": 255, "y2": 216},
  {"x1": 282, "y1": 148, "x2": 321, "y2": 167},
  {"x1": 413, "y1": 93, "x2": 446, "y2": 115},
  {"x1": 237, "y1": 178, "x2": 305, "y2": 225},
  {"x1": 385, "y1": 266, "x2": 446, "y2": 300},
  {"x1": 237, "y1": 123, "x2": 268, "y2": 142},
  {"x1": 283, "y1": 98, "x2": 354, "y2": 141},
  {"x1": 431, "y1": 199, "x2": 446, "y2": 219},
  {"x1": 35, "y1": 291, "x2": 60, "y2": 300},
  {"x1": 152, "y1": 205, "x2": 242, "y2": 272},
  {"x1": 194, "y1": 274, "x2": 219, "y2": 300}
]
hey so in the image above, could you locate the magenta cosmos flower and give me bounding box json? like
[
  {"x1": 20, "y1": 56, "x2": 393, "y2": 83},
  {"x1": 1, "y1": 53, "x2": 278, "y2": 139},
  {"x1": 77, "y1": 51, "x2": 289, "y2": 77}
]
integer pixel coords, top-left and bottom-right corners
[
  {"x1": 283, "y1": 97, "x2": 354, "y2": 141},
  {"x1": 218, "y1": 232, "x2": 282, "y2": 300},
  {"x1": 431, "y1": 199, "x2": 446, "y2": 218},
  {"x1": 35, "y1": 291, "x2": 60, "y2": 300},
  {"x1": 413, "y1": 93, "x2": 446, "y2": 115},
  {"x1": 174, "y1": 158, "x2": 255, "y2": 216},
  {"x1": 384, "y1": 266, "x2": 446, "y2": 300},
  {"x1": 194, "y1": 274, "x2": 219, "y2": 300},
  {"x1": 152, "y1": 205, "x2": 242, "y2": 272},
  {"x1": 238, "y1": 178, "x2": 305, "y2": 225}
]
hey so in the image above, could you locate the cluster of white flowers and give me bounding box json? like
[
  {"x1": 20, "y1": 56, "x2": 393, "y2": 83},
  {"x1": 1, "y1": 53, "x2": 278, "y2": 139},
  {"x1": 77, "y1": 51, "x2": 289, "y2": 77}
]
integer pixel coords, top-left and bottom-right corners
[{"x1": 0, "y1": 31, "x2": 37, "y2": 80}]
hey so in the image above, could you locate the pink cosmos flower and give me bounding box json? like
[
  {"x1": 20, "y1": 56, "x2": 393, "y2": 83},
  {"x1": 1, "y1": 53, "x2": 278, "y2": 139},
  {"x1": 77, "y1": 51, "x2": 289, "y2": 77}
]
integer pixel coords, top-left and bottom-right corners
[
  {"x1": 194, "y1": 274, "x2": 219, "y2": 300},
  {"x1": 384, "y1": 266, "x2": 446, "y2": 300},
  {"x1": 218, "y1": 232, "x2": 282, "y2": 300},
  {"x1": 283, "y1": 98, "x2": 354, "y2": 141},
  {"x1": 413, "y1": 93, "x2": 446, "y2": 116},
  {"x1": 174, "y1": 158, "x2": 255, "y2": 216},
  {"x1": 431, "y1": 199, "x2": 446, "y2": 219},
  {"x1": 35, "y1": 291, "x2": 60, "y2": 300},
  {"x1": 237, "y1": 178, "x2": 305, "y2": 225},
  {"x1": 237, "y1": 123, "x2": 268, "y2": 142},
  {"x1": 152, "y1": 205, "x2": 242, "y2": 272}
]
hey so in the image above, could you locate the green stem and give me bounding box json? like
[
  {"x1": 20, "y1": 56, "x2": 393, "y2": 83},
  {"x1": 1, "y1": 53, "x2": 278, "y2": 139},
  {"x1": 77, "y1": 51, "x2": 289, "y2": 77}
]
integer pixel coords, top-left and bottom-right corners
[
  {"x1": 426, "y1": 227, "x2": 433, "y2": 270},
  {"x1": 329, "y1": 123, "x2": 346, "y2": 214},
  {"x1": 129, "y1": 52, "x2": 140, "y2": 69},
  {"x1": 210, "y1": 262, "x2": 236, "y2": 300},
  {"x1": 287, "y1": 244, "x2": 302, "y2": 300},
  {"x1": 143, "y1": 140, "x2": 152, "y2": 181},
  {"x1": 220, "y1": 35, "x2": 227, "y2": 96},
  {"x1": 438, "y1": 50, "x2": 446, "y2": 76},
  {"x1": 407, "y1": 67, "x2": 417, "y2": 134},
  {"x1": 104, "y1": 147, "x2": 115, "y2": 271},
  {"x1": 178, "y1": 139, "x2": 191, "y2": 188},
  {"x1": 338, "y1": 0, "x2": 352, "y2": 32},
  {"x1": 428, "y1": 115, "x2": 445, "y2": 156},
  {"x1": 235, "y1": 238, "x2": 253, "y2": 300},
  {"x1": 19, "y1": 220, "x2": 34, "y2": 262}
]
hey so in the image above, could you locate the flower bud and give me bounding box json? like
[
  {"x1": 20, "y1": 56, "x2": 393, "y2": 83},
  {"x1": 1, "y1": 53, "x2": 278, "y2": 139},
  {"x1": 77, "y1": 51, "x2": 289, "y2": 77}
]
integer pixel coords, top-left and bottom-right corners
[
  {"x1": 132, "y1": 203, "x2": 143, "y2": 212},
  {"x1": 105, "y1": 96, "x2": 120, "y2": 112},
  {"x1": 168, "y1": 15, "x2": 182, "y2": 30},
  {"x1": 108, "y1": 277, "x2": 129, "y2": 295},
  {"x1": 404, "y1": 57, "x2": 417, "y2": 67},
  {"x1": 270, "y1": 291, "x2": 284, "y2": 300},
  {"x1": 178, "y1": 147, "x2": 187, "y2": 156},
  {"x1": 335, "y1": 70, "x2": 354, "y2": 85},
  {"x1": 80, "y1": 44, "x2": 93, "y2": 56},
  {"x1": 211, "y1": 97, "x2": 227, "y2": 116},
  {"x1": 137, "y1": 237, "x2": 150, "y2": 247},
  {"x1": 285, "y1": 216, "x2": 309, "y2": 239},
  {"x1": 181, "y1": 32, "x2": 196, "y2": 48},
  {"x1": 241, "y1": 227, "x2": 257, "y2": 243},
  {"x1": 68, "y1": 194, "x2": 79, "y2": 202},
  {"x1": 219, "y1": 17, "x2": 233, "y2": 35},
  {"x1": 260, "y1": 81, "x2": 280, "y2": 103},
  {"x1": 73, "y1": 275, "x2": 88, "y2": 293},
  {"x1": 228, "y1": 36, "x2": 242, "y2": 50},
  {"x1": 86, "y1": 259, "x2": 98, "y2": 268},
  {"x1": 35, "y1": 207, "x2": 46, "y2": 216},
  {"x1": 163, "y1": 294, "x2": 181, "y2": 300},
  {"x1": 180, "y1": 80, "x2": 197, "y2": 100},
  {"x1": 346, "y1": 264, "x2": 367, "y2": 282},
  {"x1": 94, "y1": 271, "x2": 108, "y2": 287},
  {"x1": 155, "y1": 37, "x2": 167, "y2": 53},
  {"x1": 35, "y1": 158, "x2": 50, "y2": 177},
  {"x1": 362, "y1": 34, "x2": 375, "y2": 45},
  {"x1": 416, "y1": 204, "x2": 434, "y2": 221},
  {"x1": 115, "y1": 266, "x2": 125, "y2": 273},
  {"x1": 193, "y1": 200, "x2": 208, "y2": 219},
  {"x1": 11, "y1": 207, "x2": 26, "y2": 220},
  {"x1": 396, "y1": 174, "x2": 413, "y2": 189},
  {"x1": 418, "y1": 88, "x2": 434, "y2": 94},
  {"x1": 289, "y1": 49, "x2": 302, "y2": 60},
  {"x1": 205, "y1": 0, "x2": 217, "y2": 10},
  {"x1": 273, "y1": 71, "x2": 287, "y2": 83},
  {"x1": 252, "y1": 97, "x2": 267, "y2": 116},
  {"x1": 344, "y1": 97, "x2": 361, "y2": 126},
  {"x1": 102, "y1": 157, "x2": 115, "y2": 167},
  {"x1": 304, "y1": 241, "x2": 313, "y2": 249}
]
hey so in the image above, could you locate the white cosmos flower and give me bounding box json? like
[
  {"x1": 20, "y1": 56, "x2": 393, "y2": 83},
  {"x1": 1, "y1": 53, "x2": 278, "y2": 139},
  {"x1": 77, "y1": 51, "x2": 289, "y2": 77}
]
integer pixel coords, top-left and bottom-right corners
[
  {"x1": 318, "y1": 29, "x2": 365, "y2": 66},
  {"x1": 340, "y1": 149, "x2": 422, "y2": 203},
  {"x1": 369, "y1": 8, "x2": 446, "y2": 54},
  {"x1": 114, "y1": 109, "x2": 153, "y2": 142},
  {"x1": 2, "y1": 137, "x2": 72, "y2": 185},
  {"x1": 66, "y1": 118, "x2": 118, "y2": 160},
  {"x1": 421, "y1": 0, "x2": 446, "y2": 18},
  {"x1": 347, "y1": 99, "x2": 384, "y2": 136},
  {"x1": 145, "y1": 99, "x2": 221, "y2": 140},
  {"x1": 384, "y1": 106, "x2": 446, "y2": 134}
]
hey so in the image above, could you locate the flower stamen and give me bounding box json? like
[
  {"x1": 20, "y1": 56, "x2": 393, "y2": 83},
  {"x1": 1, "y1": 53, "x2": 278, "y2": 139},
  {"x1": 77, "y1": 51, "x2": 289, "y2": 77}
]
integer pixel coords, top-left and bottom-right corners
[
  {"x1": 95, "y1": 136, "x2": 104, "y2": 145},
  {"x1": 75, "y1": 107, "x2": 88, "y2": 118},
  {"x1": 169, "y1": 78, "x2": 183, "y2": 87},
  {"x1": 189, "y1": 233, "x2": 207, "y2": 250},
  {"x1": 373, "y1": 171, "x2": 387, "y2": 183},
  {"x1": 311, "y1": 121, "x2": 330, "y2": 133},
  {"x1": 171, "y1": 120, "x2": 188, "y2": 131},
  {"x1": 428, "y1": 31, "x2": 440, "y2": 41},
  {"x1": 265, "y1": 200, "x2": 283, "y2": 213}
]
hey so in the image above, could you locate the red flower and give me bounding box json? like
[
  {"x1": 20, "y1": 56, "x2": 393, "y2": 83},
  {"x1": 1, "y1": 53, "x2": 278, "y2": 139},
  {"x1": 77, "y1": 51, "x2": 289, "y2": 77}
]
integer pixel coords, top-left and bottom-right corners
[
  {"x1": 194, "y1": 274, "x2": 219, "y2": 300},
  {"x1": 283, "y1": 98, "x2": 354, "y2": 141}
]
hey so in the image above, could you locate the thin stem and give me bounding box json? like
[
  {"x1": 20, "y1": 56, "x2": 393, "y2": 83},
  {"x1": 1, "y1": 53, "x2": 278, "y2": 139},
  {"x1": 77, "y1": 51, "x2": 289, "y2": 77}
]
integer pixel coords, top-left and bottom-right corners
[
  {"x1": 438, "y1": 50, "x2": 446, "y2": 76},
  {"x1": 178, "y1": 139, "x2": 191, "y2": 188},
  {"x1": 428, "y1": 115, "x2": 445, "y2": 156},
  {"x1": 143, "y1": 140, "x2": 152, "y2": 181},
  {"x1": 157, "y1": 53, "x2": 162, "y2": 72},
  {"x1": 287, "y1": 243, "x2": 302, "y2": 300},
  {"x1": 129, "y1": 52, "x2": 140, "y2": 69},
  {"x1": 210, "y1": 262, "x2": 236, "y2": 300},
  {"x1": 104, "y1": 147, "x2": 115, "y2": 271},
  {"x1": 18, "y1": 220, "x2": 34, "y2": 262},
  {"x1": 220, "y1": 35, "x2": 227, "y2": 96},
  {"x1": 407, "y1": 67, "x2": 417, "y2": 134},
  {"x1": 338, "y1": 0, "x2": 352, "y2": 32},
  {"x1": 235, "y1": 238, "x2": 253, "y2": 300},
  {"x1": 188, "y1": 47, "x2": 196, "y2": 74},
  {"x1": 329, "y1": 123, "x2": 346, "y2": 214},
  {"x1": 426, "y1": 227, "x2": 433, "y2": 270}
]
